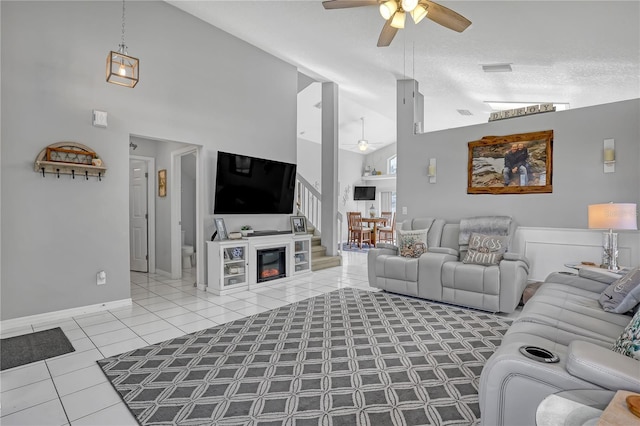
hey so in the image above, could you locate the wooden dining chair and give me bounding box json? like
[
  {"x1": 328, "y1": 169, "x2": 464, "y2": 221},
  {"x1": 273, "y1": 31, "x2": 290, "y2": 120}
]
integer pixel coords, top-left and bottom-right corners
[
  {"x1": 378, "y1": 211, "x2": 396, "y2": 245},
  {"x1": 348, "y1": 212, "x2": 372, "y2": 248}
]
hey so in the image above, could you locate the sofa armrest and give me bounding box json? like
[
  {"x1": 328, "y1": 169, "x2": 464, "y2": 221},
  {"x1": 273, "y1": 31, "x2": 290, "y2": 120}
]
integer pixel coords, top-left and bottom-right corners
[
  {"x1": 427, "y1": 247, "x2": 459, "y2": 257},
  {"x1": 376, "y1": 243, "x2": 398, "y2": 251},
  {"x1": 567, "y1": 340, "x2": 640, "y2": 392},
  {"x1": 498, "y1": 257, "x2": 531, "y2": 313},
  {"x1": 503, "y1": 252, "x2": 530, "y2": 269},
  {"x1": 578, "y1": 267, "x2": 619, "y2": 285},
  {"x1": 367, "y1": 246, "x2": 398, "y2": 288}
]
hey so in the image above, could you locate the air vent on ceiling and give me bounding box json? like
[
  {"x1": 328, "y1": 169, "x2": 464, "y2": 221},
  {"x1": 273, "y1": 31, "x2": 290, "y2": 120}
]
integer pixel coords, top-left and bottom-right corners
[
  {"x1": 482, "y1": 63, "x2": 512, "y2": 73},
  {"x1": 457, "y1": 109, "x2": 473, "y2": 116}
]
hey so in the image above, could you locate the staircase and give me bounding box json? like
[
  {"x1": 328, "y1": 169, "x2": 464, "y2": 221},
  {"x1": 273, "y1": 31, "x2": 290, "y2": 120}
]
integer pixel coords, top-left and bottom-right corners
[
  {"x1": 306, "y1": 223, "x2": 342, "y2": 272},
  {"x1": 296, "y1": 174, "x2": 342, "y2": 271}
]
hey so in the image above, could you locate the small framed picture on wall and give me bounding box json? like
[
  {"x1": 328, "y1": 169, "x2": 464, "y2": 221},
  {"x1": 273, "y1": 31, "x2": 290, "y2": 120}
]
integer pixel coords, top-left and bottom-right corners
[{"x1": 158, "y1": 169, "x2": 167, "y2": 197}]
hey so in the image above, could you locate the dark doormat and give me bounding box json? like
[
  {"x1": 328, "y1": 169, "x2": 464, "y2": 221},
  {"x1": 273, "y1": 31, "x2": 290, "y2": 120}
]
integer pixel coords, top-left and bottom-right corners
[{"x1": 1, "y1": 327, "x2": 75, "y2": 371}]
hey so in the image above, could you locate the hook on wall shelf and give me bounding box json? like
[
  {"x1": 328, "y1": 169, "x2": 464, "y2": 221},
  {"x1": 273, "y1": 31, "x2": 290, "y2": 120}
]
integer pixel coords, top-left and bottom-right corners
[{"x1": 34, "y1": 142, "x2": 107, "y2": 181}]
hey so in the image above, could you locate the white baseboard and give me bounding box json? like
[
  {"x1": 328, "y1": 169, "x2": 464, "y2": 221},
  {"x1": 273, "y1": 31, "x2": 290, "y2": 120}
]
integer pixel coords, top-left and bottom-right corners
[
  {"x1": 154, "y1": 268, "x2": 171, "y2": 278},
  {"x1": 0, "y1": 298, "x2": 132, "y2": 331}
]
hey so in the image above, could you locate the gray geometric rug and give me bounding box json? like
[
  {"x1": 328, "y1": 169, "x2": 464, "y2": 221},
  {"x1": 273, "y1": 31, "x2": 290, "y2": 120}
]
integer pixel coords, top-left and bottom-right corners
[{"x1": 98, "y1": 288, "x2": 511, "y2": 426}]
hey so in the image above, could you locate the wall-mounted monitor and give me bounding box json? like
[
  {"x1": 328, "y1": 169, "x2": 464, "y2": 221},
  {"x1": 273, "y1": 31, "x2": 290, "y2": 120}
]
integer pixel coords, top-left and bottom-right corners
[
  {"x1": 353, "y1": 186, "x2": 376, "y2": 201},
  {"x1": 214, "y1": 151, "x2": 297, "y2": 214}
]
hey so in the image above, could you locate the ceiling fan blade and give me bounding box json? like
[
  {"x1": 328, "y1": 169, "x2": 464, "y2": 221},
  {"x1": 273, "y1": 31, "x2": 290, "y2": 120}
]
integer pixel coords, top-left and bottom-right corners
[
  {"x1": 424, "y1": 1, "x2": 471, "y2": 32},
  {"x1": 323, "y1": 0, "x2": 379, "y2": 10},
  {"x1": 377, "y1": 19, "x2": 398, "y2": 47}
]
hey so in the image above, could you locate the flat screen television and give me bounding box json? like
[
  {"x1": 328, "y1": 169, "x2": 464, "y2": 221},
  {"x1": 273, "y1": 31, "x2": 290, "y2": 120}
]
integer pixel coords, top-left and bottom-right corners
[
  {"x1": 214, "y1": 151, "x2": 297, "y2": 214},
  {"x1": 353, "y1": 186, "x2": 376, "y2": 200}
]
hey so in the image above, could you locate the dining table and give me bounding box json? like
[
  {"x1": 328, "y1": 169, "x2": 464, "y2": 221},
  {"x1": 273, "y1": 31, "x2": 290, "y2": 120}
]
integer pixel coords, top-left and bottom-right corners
[{"x1": 360, "y1": 217, "x2": 388, "y2": 247}]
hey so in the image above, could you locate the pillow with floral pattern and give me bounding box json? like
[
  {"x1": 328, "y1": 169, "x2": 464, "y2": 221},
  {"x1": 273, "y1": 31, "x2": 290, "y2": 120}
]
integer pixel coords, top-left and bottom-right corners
[{"x1": 611, "y1": 309, "x2": 640, "y2": 360}]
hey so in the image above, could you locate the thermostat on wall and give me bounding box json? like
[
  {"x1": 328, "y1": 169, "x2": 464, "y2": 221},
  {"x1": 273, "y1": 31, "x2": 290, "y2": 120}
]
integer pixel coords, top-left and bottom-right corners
[{"x1": 92, "y1": 110, "x2": 108, "y2": 128}]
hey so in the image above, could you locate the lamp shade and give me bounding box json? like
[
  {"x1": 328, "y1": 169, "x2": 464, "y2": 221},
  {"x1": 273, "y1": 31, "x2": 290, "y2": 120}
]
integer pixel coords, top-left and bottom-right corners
[{"x1": 588, "y1": 203, "x2": 638, "y2": 230}]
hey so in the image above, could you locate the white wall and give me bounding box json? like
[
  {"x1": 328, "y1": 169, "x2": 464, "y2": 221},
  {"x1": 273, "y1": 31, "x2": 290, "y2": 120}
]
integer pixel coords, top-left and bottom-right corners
[
  {"x1": 397, "y1": 82, "x2": 640, "y2": 229},
  {"x1": 364, "y1": 143, "x2": 397, "y2": 175},
  {"x1": 1, "y1": 1, "x2": 297, "y2": 321}
]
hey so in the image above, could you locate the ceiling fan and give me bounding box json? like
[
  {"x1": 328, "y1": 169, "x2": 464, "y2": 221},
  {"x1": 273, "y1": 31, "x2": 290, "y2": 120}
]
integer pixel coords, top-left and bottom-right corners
[{"x1": 322, "y1": 0, "x2": 471, "y2": 47}]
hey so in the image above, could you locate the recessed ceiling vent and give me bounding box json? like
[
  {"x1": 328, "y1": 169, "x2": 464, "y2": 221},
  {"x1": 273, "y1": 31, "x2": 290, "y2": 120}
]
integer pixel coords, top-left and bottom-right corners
[
  {"x1": 482, "y1": 63, "x2": 512, "y2": 73},
  {"x1": 457, "y1": 109, "x2": 473, "y2": 116}
]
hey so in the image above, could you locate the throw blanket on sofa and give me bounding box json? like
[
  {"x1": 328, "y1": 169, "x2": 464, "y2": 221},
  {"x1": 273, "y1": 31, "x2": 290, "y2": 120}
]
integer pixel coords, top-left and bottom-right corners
[{"x1": 459, "y1": 216, "x2": 513, "y2": 247}]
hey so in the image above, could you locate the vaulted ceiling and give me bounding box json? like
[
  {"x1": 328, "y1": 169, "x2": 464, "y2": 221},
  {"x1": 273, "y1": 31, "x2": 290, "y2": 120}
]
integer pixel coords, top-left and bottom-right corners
[{"x1": 167, "y1": 1, "x2": 640, "y2": 153}]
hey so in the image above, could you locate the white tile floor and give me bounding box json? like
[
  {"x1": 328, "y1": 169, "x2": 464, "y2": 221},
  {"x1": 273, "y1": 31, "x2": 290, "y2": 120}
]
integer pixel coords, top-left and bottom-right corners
[{"x1": 0, "y1": 252, "x2": 373, "y2": 425}]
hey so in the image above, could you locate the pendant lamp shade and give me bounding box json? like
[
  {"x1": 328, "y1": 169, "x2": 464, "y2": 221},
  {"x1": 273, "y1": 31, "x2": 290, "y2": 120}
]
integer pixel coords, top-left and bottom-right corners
[
  {"x1": 107, "y1": 49, "x2": 139, "y2": 88},
  {"x1": 106, "y1": 0, "x2": 139, "y2": 88},
  {"x1": 358, "y1": 117, "x2": 369, "y2": 151}
]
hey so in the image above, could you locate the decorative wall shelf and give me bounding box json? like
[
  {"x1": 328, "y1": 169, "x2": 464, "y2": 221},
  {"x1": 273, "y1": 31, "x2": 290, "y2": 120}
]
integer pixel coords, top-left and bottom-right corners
[
  {"x1": 362, "y1": 174, "x2": 396, "y2": 182},
  {"x1": 34, "y1": 142, "x2": 106, "y2": 180}
]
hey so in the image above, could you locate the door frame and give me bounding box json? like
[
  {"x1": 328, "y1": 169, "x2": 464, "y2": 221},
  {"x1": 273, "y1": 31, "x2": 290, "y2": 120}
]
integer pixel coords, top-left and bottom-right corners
[
  {"x1": 170, "y1": 145, "x2": 204, "y2": 288},
  {"x1": 129, "y1": 155, "x2": 156, "y2": 274}
]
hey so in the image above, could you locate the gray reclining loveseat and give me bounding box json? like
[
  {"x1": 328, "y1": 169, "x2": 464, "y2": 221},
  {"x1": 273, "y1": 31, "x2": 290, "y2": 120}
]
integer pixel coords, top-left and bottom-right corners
[
  {"x1": 367, "y1": 216, "x2": 530, "y2": 313},
  {"x1": 479, "y1": 268, "x2": 640, "y2": 425}
]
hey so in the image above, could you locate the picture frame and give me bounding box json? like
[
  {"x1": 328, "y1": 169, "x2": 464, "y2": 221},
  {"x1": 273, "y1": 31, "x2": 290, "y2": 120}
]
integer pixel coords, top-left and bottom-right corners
[
  {"x1": 158, "y1": 169, "x2": 167, "y2": 197},
  {"x1": 214, "y1": 217, "x2": 228, "y2": 240},
  {"x1": 467, "y1": 130, "x2": 553, "y2": 195},
  {"x1": 290, "y1": 216, "x2": 307, "y2": 234}
]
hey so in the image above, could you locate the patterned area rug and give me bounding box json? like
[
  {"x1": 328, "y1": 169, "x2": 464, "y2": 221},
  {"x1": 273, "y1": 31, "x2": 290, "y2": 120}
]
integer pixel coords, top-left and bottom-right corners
[
  {"x1": 341, "y1": 242, "x2": 372, "y2": 253},
  {"x1": 98, "y1": 288, "x2": 511, "y2": 426}
]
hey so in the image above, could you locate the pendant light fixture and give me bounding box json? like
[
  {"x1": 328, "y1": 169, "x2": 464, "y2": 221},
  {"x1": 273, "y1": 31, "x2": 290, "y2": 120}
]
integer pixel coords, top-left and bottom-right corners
[
  {"x1": 358, "y1": 117, "x2": 369, "y2": 152},
  {"x1": 106, "y1": 0, "x2": 139, "y2": 88}
]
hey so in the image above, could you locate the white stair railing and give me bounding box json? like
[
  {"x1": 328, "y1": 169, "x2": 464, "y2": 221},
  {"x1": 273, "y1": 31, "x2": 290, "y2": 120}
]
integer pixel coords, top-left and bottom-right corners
[{"x1": 296, "y1": 174, "x2": 321, "y2": 234}]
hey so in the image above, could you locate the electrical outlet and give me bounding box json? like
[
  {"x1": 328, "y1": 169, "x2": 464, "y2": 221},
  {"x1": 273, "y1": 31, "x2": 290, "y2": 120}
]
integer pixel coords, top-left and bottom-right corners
[
  {"x1": 97, "y1": 270, "x2": 107, "y2": 285},
  {"x1": 402, "y1": 206, "x2": 408, "y2": 215}
]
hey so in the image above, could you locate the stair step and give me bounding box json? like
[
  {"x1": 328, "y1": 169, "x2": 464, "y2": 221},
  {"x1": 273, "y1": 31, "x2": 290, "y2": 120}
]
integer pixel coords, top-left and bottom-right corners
[
  {"x1": 311, "y1": 236, "x2": 322, "y2": 246},
  {"x1": 311, "y1": 255, "x2": 342, "y2": 271},
  {"x1": 311, "y1": 245, "x2": 326, "y2": 256}
]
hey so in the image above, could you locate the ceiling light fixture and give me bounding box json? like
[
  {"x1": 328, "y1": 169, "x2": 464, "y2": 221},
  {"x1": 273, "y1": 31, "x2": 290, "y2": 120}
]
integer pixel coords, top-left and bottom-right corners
[
  {"x1": 106, "y1": 0, "x2": 139, "y2": 88},
  {"x1": 411, "y1": 2, "x2": 429, "y2": 24},
  {"x1": 401, "y1": 0, "x2": 419, "y2": 13},
  {"x1": 390, "y1": 10, "x2": 406, "y2": 29},
  {"x1": 358, "y1": 117, "x2": 369, "y2": 152},
  {"x1": 379, "y1": 0, "x2": 398, "y2": 20}
]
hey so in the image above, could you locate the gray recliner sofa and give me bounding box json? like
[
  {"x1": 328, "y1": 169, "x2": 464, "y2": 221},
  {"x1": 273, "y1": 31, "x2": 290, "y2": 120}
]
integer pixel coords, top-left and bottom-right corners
[
  {"x1": 479, "y1": 269, "x2": 640, "y2": 425},
  {"x1": 368, "y1": 216, "x2": 530, "y2": 313}
]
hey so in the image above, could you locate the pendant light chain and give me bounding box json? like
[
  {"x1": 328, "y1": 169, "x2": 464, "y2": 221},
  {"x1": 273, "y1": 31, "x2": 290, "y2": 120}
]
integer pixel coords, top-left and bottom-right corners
[{"x1": 120, "y1": 0, "x2": 127, "y2": 52}]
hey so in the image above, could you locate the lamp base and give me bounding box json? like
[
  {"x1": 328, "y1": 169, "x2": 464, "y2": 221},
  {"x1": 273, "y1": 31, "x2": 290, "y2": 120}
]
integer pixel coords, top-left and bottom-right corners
[{"x1": 602, "y1": 231, "x2": 619, "y2": 271}]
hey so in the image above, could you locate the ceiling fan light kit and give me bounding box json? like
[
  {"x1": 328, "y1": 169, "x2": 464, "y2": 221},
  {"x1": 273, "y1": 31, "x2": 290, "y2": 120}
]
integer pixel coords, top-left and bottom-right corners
[
  {"x1": 391, "y1": 10, "x2": 406, "y2": 29},
  {"x1": 411, "y1": 3, "x2": 429, "y2": 24},
  {"x1": 324, "y1": 0, "x2": 471, "y2": 47},
  {"x1": 380, "y1": 1, "x2": 397, "y2": 20}
]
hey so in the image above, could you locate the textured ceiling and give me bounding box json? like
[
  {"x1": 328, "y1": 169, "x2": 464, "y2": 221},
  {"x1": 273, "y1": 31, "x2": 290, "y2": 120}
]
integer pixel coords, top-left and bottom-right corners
[{"x1": 167, "y1": 1, "x2": 640, "y2": 153}]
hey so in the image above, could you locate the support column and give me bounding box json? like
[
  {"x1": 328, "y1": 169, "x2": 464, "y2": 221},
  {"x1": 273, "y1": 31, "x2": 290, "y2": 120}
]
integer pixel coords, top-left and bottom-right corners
[{"x1": 321, "y1": 82, "x2": 339, "y2": 256}]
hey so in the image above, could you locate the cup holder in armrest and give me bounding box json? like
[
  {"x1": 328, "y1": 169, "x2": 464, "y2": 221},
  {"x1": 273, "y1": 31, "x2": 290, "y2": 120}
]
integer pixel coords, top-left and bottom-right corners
[{"x1": 519, "y1": 345, "x2": 560, "y2": 363}]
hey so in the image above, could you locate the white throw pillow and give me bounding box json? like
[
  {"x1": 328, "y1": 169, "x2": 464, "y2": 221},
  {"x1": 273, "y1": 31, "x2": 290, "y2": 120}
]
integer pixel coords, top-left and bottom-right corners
[
  {"x1": 462, "y1": 232, "x2": 509, "y2": 266},
  {"x1": 397, "y1": 229, "x2": 428, "y2": 258}
]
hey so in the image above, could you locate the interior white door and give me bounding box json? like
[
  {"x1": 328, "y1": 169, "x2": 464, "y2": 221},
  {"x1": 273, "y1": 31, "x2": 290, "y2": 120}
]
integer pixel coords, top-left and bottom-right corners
[{"x1": 130, "y1": 159, "x2": 148, "y2": 272}]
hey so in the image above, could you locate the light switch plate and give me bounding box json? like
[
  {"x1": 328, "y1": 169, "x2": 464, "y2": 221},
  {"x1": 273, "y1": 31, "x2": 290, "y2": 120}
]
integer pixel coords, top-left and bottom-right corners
[{"x1": 92, "y1": 110, "x2": 108, "y2": 128}]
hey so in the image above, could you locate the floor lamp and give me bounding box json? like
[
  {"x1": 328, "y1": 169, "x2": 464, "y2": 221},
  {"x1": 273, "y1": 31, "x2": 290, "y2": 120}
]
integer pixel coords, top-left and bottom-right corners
[{"x1": 588, "y1": 203, "x2": 638, "y2": 270}]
